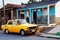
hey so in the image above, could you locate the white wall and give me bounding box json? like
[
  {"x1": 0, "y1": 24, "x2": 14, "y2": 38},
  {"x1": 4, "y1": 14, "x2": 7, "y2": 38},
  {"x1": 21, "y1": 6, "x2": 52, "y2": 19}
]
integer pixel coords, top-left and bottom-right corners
[{"x1": 55, "y1": 1, "x2": 60, "y2": 17}]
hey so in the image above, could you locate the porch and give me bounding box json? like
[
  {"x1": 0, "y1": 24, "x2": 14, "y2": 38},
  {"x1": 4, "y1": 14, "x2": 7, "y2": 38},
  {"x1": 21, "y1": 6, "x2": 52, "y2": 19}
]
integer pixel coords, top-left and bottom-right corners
[
  {"x1": 16, "y1": 4, "x2": 55, "y2": 25},
  {"x1": 0, "y1": 3, "x2": 25, "y2": 24}
]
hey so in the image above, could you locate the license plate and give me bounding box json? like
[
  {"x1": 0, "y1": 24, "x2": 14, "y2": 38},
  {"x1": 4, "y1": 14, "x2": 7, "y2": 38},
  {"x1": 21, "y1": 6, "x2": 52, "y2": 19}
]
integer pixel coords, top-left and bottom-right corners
[{"x1": 32, "y1": 30, "x2": 35, "y2": 32}]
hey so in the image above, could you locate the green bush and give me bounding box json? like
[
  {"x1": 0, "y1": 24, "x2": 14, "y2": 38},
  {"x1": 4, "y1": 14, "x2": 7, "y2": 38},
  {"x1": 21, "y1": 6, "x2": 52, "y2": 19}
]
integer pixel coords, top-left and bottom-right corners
[{"x1": 56, "y1": 32, "x2": 60, "y2": 36}]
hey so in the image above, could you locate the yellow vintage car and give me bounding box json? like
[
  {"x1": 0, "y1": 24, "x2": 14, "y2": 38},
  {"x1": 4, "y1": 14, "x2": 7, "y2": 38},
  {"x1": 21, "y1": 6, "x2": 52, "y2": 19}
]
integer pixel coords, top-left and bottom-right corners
[{"x1": 1, "y1": 19, "x2": 38, "y2": 36}]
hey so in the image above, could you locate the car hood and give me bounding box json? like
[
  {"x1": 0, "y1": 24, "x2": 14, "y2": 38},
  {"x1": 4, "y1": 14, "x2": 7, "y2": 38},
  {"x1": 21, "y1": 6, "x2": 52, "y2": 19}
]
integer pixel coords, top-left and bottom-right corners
[{"x1": 22, "y1": 24, "x2": 38, "y2": 27}]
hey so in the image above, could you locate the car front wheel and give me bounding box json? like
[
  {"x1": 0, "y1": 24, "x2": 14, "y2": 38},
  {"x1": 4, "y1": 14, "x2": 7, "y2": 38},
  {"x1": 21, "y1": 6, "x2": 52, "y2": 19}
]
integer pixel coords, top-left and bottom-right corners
[
  {"x1": 20, "y1": 30, "x2": 26, "y2": 36},
  {"x1": 4, "y1": 29, "x2": 9, "y2": 34}
]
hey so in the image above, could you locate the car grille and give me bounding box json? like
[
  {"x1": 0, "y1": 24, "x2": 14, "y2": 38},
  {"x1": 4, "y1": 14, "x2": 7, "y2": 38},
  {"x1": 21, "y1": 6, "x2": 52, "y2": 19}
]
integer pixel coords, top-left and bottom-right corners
[{"x1": 29, "y1": 26, "x2": 38, "y2": 29}]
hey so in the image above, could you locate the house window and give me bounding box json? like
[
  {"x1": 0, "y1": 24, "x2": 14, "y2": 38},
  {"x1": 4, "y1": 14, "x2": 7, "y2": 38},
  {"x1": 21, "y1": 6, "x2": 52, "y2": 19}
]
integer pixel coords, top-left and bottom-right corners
[
  {"x1": 43, "y1": 8, "x2": 48, "y2": 15},
  {"x1": 12, "y1": 21, "x2": 17, "y2": 25},
  {"x1": 18, "y1": 11, "x2": 24, "y2": 19},
  {"x1": 26, "y1": 11, "x2": 29, "y2": 17},
  {"x1": 20, "y1": 11, "x2": 24, "y2": 19},
  {"x1": 8, "y1": 21, "x2": 12, "y2": 25}
]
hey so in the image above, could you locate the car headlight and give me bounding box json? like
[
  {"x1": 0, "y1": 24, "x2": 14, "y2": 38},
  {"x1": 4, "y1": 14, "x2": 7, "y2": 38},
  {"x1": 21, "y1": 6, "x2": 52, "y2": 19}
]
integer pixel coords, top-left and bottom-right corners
[
  {"x1": 27, "y1": 27, "x2": 29, "y2": 30},
  {"x1": 28, "y1": 28, "x2": 31, "y2": 31}
]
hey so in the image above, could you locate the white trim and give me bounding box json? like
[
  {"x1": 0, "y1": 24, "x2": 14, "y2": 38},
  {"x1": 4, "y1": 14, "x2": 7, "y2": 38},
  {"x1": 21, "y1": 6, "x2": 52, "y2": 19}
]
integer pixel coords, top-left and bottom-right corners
[
  {"x1": 29, "y1": 9, "x2": 31, "y2": 24},
  {"x1": 47, "y1": 5, "x2": 50, "y2": 25}
]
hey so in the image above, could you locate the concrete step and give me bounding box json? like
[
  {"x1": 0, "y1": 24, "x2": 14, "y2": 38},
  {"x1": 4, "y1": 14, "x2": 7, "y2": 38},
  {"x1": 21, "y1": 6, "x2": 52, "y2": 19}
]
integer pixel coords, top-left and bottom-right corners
[
  {"x1": 41, "y1": 27, "x2": 54, "y2": 33},
  {"x1": 48, "y1": 25, "x2": 60, "y2": 34},
  {"x1": 39, "y1": 33, "x2": 60, "y2": 39}
]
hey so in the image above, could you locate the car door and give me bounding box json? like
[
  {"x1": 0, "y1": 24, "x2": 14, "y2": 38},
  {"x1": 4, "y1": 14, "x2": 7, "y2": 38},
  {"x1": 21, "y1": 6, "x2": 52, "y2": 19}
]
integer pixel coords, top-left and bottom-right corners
[
  {"x1": 12, "y1": 21, "x2": 19, "y2": 33},
  {"x1": 7, "y1": 21, "x2": 13, "y2": 32}
]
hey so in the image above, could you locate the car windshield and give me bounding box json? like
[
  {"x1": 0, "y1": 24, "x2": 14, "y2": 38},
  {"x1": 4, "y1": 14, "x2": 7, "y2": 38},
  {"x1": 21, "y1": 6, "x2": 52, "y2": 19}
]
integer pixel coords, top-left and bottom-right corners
[{"x1": 17, "y1": 19, "x2": 27, "y2": 24}]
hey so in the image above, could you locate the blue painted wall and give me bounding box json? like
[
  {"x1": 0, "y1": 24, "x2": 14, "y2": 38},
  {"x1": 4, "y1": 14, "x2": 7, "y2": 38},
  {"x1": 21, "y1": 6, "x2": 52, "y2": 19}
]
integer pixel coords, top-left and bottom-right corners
[
  {"x1": 47, "y1": 7, "x2": 55, "y2": 24},
  {"x1": 37, "y1": 7, "x2": 55, "y2": 16},
  {"x1": 49, "y1": 7, "x2": 55, "y2": 16},
  {"x1": 24, "y1": 9, "x2": 32, "y2": 24},
  {"x1": 24, "y1": 11, "x2": 27, "y2": 17},
  {"x1": 29, "y1": 9, "x2": 32, "y2": 24},
  {"x1": 37, "y1": 11, "x2": 43, "y2": 16},
  {"x1": 22, "y1": 7, "x2": 55, "y2": 24}
]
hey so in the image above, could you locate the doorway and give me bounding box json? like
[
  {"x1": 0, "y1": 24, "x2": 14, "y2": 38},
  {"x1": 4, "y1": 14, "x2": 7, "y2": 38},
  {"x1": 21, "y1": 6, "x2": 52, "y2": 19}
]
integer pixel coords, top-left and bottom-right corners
[
  {"x1": 6, "y1": 11, "x2": 11, "y2": 20},
  {"x1": 20, "y1": 14, "x2": 24, "y2": 19},
  {"x1": 8, "y1": 13, "x2": 11, "y2": 20},
  {"x1": 33, "y1": 11, "x2": 37, "y2": 24}
]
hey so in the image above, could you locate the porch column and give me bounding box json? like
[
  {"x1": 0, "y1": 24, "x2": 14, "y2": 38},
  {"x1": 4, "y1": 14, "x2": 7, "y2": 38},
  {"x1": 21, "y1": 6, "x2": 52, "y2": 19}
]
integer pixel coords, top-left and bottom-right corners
[
  {"x1": 47, "y1": 5, "x2": 50, "y2": 25},
  {"x1": 11, "y1": 10, "x2": 13, "y2": 19},
  {"x1": 16, "y1": 10, "x2": 18, "y2": 19},
  {"x1": 29, "y1": 9, "x2": 32, "y2": 24},
  {"x1": 24, "y1": 10, "x2": 26, "y2": 19}
]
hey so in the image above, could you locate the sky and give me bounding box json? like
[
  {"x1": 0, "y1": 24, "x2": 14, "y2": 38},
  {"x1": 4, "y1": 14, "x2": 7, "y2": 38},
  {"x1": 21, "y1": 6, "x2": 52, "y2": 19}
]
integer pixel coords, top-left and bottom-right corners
[
  {"x1": 0, "y1": 0, "x2": 29, "y2": 8},
  {"x1": 0, "y1": 0, "x2": 40, "y2": 8}
]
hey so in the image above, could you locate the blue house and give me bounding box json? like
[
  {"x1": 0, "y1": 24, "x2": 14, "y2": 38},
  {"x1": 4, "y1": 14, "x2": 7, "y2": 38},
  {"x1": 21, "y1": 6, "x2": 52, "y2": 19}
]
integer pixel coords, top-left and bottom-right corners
[{"x1": 16, "y1": 0, "x2": 60, "y2": 26}]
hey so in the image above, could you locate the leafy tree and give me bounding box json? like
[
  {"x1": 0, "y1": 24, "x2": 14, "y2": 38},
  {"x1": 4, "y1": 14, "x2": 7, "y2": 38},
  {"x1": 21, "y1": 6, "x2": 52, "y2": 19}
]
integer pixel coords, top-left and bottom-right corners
[
  {"x1": 21, "y1": 2, "x2": 27, "y2": 5},
  {"x1": 41, "y1": 0, "x2": 49, "y2": 1},
  {"x1": 41, "y1": 0, "x2": 59, "y2": 1},
  {"x1": 28, "y1": 0, "x2": 36, "y2": 4}
]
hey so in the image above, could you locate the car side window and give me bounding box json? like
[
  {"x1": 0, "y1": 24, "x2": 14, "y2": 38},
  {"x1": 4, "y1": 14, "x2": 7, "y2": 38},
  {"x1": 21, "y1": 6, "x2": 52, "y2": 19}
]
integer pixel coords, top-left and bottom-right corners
[
  {"x1": 17, "y1": 21, "x2": 21, "y2": 24},
  {"x1": 12, "y1": 21, "x2": 17, "y2": 25},
  {"x1": 8, "y1": 21, "x2": 12, "y2": 25}
]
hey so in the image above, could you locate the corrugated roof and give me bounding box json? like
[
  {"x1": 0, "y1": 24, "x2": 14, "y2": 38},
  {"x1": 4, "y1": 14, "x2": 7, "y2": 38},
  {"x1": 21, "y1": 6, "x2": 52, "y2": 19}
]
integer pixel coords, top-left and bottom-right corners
[
  {"x1": 0, "y1": 3, "x2": 26, "y2": 10},
  {"x1": 5, "y1": 3, "x2": 26, "y2": 8},
  {"x1": 25, "y1": 0, "x2": 59, "y2": 8}
]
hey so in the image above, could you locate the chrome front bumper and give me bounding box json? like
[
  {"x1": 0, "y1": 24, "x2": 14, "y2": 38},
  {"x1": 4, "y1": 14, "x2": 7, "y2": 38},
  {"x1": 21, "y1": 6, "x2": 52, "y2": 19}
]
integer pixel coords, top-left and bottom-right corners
[{"x1": 26, "y1": 28, "x2": 37, "y2": 33}]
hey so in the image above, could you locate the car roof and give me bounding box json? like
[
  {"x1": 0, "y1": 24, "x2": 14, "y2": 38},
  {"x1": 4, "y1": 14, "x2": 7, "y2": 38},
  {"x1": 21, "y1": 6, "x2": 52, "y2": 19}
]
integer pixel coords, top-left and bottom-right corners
[{"x1": 8, "y1": 19, "x2": 26, "y2": 22}]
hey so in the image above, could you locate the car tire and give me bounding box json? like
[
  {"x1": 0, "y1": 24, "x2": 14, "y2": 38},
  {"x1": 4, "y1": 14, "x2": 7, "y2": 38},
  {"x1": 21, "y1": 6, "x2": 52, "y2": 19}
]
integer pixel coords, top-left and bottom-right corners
[
  {"x1": 32, "y1": 32, "x2": 36, "y2": 34},
  {"x1": 20, "y1": 30, "x2": 26, "y2": 36},
  {"x1": 4, "y1": 29, "x2": 9, "y2": 34}
]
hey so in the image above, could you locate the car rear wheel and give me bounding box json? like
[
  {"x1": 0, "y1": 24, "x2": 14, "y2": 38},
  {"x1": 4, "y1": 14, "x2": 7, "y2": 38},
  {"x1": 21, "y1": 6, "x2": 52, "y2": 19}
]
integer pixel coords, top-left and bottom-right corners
[
  {"x1": 20, "y1": 30, "x2": 26, "y2": 36},
  {"x1": 4, "y1": 29, "x2": 9, "y2": 34}
]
